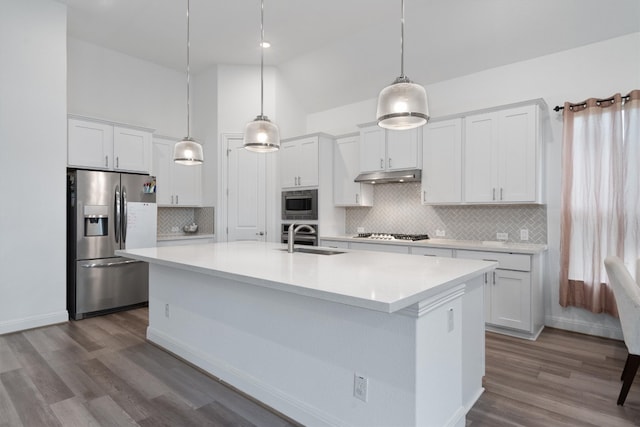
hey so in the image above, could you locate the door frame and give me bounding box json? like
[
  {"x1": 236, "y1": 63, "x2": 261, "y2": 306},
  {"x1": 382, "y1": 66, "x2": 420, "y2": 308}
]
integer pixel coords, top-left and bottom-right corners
[{"x1": 217, "y1": 133, "x2": 278, "y2": 243}]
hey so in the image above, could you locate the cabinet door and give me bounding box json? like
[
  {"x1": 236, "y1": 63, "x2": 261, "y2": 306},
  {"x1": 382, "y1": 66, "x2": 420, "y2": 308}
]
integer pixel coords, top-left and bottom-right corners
[
  {"x1": 298, "y1": 137, "x2": 319, "y2": 187},
  {"x1": 422, "y1": 119, "x2": 462, "y2": 204},
  {"x1": 386, "y1": 128, "x2": 420, "y2": 170},
  {"x1": 280, "y1": 141, "x2": 299, "y2": 188},
  {"x1": 359, "y1": 126, "x2": 386, "y2": 172},
  {"x1": 68, "y1": 119, "x2": 113, "y2": 169},
  {"x1": 173, "y1": 163, "x2": 202, "y2": 206},
  {"x1": 497, "y1": 105, "x2": 537, "y2": 202},
  {"x1": 464, "y1": 113, "x2": 498, "y2": 202},
  {"x1": 334, "y1": 136, "x2": 373, "y2": 206},
  {"x1": 490, "y1": 269, "x2": 531, "y2": 331},
  {"x1": 151, "y1": 139, "x2": 173, "y2": 205},
  {"x1": 113, "y1": 126, "x2": 151, "y2": 173}
]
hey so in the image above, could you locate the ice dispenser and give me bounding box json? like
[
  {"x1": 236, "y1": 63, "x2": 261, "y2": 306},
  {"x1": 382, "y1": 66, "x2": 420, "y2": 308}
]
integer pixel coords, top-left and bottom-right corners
[{"x1": 84, "y1": 205, "x2": 108, "y2": 236}]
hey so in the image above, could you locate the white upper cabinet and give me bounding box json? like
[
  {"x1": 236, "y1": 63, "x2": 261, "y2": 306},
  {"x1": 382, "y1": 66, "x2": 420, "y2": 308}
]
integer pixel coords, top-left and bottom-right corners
[
  {"x1": 113, "y1": 126, "x2": 151, "y2": 172},
  {"x1": 421, "y1": 118, "x2": 463, "y2": 204},
  {"x1": 464, "y1": 104, "x2": 540, "y2": 203},
  {"x1": 68, "y1": 116, "x2": 152, "y2": 173},
  {"x1": 280, "y1": 136, "x2": 319, "y2": 188},
  {"x1": 359, "y1": 124, "x2": 422, "y2": 173},
  {"x1": 152, "y1": 137, "x2": 201, "y2": 206},
  {"x1": 333, "y1": 134, "x2": 373, "y2": 206}
]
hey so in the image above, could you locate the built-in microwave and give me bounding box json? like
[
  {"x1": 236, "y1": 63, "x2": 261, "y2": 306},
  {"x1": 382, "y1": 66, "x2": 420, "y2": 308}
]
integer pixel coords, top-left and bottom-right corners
[{"x1": 282, "y1": 189, "x2": 318, "y2": 220}]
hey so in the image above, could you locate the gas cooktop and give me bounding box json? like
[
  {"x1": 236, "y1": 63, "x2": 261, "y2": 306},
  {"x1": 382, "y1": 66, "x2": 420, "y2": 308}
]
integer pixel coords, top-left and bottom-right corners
[{"x1": 354, "y1": 233, "x2": 430, "y2": 241}]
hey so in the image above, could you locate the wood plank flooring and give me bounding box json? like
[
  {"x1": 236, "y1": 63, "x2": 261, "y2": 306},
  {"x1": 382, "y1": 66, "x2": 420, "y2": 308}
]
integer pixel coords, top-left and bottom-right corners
[{"x1": 1, "y1": 307, "x2": 639, "y2": 426}]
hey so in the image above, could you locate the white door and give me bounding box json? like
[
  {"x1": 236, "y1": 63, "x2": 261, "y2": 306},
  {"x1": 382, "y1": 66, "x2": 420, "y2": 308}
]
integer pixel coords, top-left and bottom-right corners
[{"x1": 227, "y1": 136, "x2": 266, "y2": 242}]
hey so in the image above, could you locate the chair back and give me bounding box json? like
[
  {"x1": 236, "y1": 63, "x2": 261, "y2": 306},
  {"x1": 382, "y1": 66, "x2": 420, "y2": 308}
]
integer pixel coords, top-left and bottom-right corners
[{"x1": 604, "y1": 256, "x2": 640, "y2": 355}]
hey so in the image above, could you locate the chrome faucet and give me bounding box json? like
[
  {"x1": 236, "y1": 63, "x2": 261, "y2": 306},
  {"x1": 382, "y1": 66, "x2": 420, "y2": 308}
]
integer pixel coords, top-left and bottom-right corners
[{"x1": 287, "y1": 223, "x2": 316, "y2": 253}]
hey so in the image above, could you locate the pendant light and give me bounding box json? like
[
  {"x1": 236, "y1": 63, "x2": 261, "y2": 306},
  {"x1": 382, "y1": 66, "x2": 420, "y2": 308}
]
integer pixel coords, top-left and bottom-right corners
[
  {"x1": 174, "y1": 0, "x2": 204, "y2": 165},
  {"x1": 376, "y1": 0, "x2": 429, "y2": 130},
  {"x1": 243, "y1": 0, "x2": 280, "y2": 152}
]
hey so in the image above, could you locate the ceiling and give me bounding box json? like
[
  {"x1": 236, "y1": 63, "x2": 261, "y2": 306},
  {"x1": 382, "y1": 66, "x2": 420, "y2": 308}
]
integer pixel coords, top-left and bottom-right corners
[{"x1": 61, "y1": 0, "x2": 640, "y2": 113}]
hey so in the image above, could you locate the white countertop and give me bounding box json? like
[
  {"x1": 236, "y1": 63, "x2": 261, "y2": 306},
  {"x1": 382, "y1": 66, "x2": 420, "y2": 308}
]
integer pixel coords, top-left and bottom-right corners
[
  {"x1": 320, "y1": 235, "x2": 547, "y2": 254},
  {"x1": 116, "y1": 241, "x2": 496, "y2": 313}
]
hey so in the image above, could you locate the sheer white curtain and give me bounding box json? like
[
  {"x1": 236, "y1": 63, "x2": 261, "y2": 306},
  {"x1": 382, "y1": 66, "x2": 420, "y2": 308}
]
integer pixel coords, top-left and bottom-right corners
[{"x1": 560, "y1": 90, "x2": 640, "y2": 315}]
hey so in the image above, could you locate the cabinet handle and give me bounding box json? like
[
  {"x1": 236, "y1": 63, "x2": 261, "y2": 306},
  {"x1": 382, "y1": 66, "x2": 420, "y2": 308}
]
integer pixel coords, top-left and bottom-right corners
[
  {"x1": 298, "y1": 176, "x2": 301, "y2": 185},
  {"x1": 389, "y1": 158, "x2": 392, "y2": 168},
  {"x1": 492, "y1": 188, "x2": 496, "y2": 200},
  {"x1": 493, "y1": 271, "x2": 497, "y2": 284},
  {"x1": 423, "y1": 254, "x2": 436, "y2": 257},
  {"x1": 176, "y1": 195, "x2": 179, "y2": 204},
  {"x1": 500, "y1": 188, "x2": 503, "y2": 200},
  {"x1": 116, "y1": 157, "x2": 119, "y2": 169},
  {"x1": 423, "y1": 190, "x2": 426, "y2": 202},
  {"x1": 355, "y1": 193, "x2": 359, "y2": 204},
  {"x1": 484, "y1": 273, "x2": 488, "y2": 284},
  {"x1": 105, "y1": 155, "x2": 109, "y2": 168},
  {"x1": 380, "y1": 158, "x2": 384, "y2": 169},
  {"x1": 171, "y1": 195, "x2": 174, "y2": 205}
]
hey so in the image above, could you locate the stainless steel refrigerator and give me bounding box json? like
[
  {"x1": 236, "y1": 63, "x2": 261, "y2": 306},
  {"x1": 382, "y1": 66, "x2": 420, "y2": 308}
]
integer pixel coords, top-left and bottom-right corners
[{"x1": 67, "y1": 169, "x2": 157, "y2": 320}]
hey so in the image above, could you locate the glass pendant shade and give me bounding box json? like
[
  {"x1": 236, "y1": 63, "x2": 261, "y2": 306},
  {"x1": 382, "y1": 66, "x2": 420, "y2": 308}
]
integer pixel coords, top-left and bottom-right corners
[
  {"x1": 173, "y1": 136, "x2": 204, "y2": 165},
  {"x1": 244, "y1": 115, "x2": 280, "y2": 153},
  {"x1": 377, "y1": 77, "x2": 429, "y2": 130}
]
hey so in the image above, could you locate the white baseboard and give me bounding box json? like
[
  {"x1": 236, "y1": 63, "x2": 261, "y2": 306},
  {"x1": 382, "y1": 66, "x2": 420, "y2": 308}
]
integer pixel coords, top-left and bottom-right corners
[
  {"x1": 545, "y1": 315, "x2": 623, "y2": 340},
  {"x1": 0, "y1": 310, "x2": 68, "y2": 335},
  {"x1": 147, "y1": 327, "x2": 348, "y2": 427}
]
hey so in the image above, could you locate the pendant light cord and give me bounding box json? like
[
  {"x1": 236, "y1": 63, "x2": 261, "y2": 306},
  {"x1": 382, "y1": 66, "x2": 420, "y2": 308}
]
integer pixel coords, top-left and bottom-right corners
[
  {"x1": 260, "y1": 0, "x2": 265, "y2": 117},
  {"x1": 400, "y1": 0, "x2": 405, "y2": 79},
  {"x1": 186, "y1": 0, "x2": 192, "y2": 138}
]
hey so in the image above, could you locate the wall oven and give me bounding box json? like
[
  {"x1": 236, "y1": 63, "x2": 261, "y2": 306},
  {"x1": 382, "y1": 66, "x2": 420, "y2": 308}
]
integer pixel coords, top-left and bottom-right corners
[
  {"x1": 281, "y1": 223, "x2": 318, "y2": 246},
  {"x1": 282, "y1": 189, "x2": 318, "y2": 221}
]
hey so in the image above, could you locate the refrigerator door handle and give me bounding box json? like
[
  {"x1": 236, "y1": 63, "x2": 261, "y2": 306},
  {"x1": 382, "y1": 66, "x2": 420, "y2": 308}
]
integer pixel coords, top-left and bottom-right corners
[
  {"x1": 122, "y1": 185, "x2": 128, "y2": 244},
  {"x1": 114, "y1": 184, "x2": 121, "y2": 243},
  {"x1": 80, "y1": 259, "x2": 144, "y2": 268}
]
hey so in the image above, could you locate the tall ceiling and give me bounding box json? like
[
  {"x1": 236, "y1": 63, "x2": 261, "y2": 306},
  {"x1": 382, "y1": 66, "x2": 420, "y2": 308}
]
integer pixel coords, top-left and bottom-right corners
[{"x1": 61, "y1": 0, "x2": 640, "y2": 113}]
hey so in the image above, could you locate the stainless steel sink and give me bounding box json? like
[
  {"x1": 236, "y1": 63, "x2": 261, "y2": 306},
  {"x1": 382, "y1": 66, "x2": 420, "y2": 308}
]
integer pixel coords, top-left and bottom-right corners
[{"x1": 279, "y1": 247, "x2": 346, "y2": 255}]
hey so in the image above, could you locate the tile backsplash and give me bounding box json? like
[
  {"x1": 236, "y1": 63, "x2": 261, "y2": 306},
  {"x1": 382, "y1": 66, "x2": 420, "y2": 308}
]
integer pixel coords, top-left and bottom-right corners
[
  {"x1": 158, "y1": 207, "x2": 214, "y2": 235},
  {"x1": 345, "y1": 183, "x2": 547, "y2": 244}
]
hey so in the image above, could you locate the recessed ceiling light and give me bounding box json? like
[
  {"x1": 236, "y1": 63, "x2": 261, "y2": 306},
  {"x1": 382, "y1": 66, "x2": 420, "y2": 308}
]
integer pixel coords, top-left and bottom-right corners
[{"x1": 260, "y1": 41, "x2": 271, "y2": 48}]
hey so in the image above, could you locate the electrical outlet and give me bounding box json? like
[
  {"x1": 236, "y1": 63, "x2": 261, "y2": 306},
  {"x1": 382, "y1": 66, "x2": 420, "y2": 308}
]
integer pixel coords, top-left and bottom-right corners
[
  {"x1": 357, "y1": 227, "x2": 365, "y2": 233},
  {"x1": 171, "y1": 226, "x2": 179, "y2": 232},
  {"x1": 496, "y1": 232, "x2": 508, "y2": 241},
  {"x1": 520, "y1": 229, "x2": 529, "y2": 241},
  {"x1": 354, "y1": 374, "x2": 368, "y2": 402},
  {"x1": 435, "y1": 229, "x2": 446, "y2": 237},
  {"x1": 165, "y1": 303, "x2": 170, "y2": 318}
]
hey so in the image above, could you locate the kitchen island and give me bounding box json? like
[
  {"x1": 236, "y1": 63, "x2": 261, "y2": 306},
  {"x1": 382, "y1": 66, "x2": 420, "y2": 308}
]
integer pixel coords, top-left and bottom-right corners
[{"x1": 116, "y1": 241, "x2": 496, "y2": 427}]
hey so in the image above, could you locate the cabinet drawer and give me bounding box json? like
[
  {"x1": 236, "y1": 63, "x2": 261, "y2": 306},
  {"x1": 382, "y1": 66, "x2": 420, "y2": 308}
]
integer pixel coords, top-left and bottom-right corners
[
  {"x1": 349, "y1": 242, "x2": 409, "y2": 254},
  {"x1": 456, "y1": 250, "x2": 530, "y2": 271},
  {"x1": 410, "y1": 247, "x2": 454, "y2": 257}
]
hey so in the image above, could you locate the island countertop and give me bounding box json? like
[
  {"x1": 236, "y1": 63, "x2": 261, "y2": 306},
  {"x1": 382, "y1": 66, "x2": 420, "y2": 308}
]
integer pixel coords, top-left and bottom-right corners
[{"x1": 116, "y1": 241, "x2": 496, "y2": 313}]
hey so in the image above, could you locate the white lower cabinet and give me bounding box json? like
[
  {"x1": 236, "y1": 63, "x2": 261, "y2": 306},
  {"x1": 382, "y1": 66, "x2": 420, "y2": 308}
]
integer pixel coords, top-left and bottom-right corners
[
  {"x1": 320, "y1": 239, "x2": 544, "y2": 339},
  {"x1": 457, "y1": 249, "x2": 542, "y2": 339}
]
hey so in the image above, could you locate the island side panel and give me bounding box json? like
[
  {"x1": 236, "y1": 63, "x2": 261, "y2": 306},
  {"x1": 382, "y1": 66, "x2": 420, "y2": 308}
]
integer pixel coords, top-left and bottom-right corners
[
  {"x1": 147, "y1": 264, "x2": 419, "y2": 427},
  {"x1": 461, "y1": 276, "x2": 485, "y2": 410}
]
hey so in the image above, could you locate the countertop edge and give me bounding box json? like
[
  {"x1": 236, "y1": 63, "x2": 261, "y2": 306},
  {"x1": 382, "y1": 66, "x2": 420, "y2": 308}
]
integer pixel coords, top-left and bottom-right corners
[{"x1": 319, "y1": 235, "x2": 548, "y2": 254}]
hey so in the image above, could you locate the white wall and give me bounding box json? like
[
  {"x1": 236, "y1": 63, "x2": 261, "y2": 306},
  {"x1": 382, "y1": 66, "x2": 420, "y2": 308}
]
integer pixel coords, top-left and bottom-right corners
[
  {"x1": 0, "y1": 0, "x2": 68, "y2": 333},
  {"x1": 306, "y1": 33, "x2": 640, "y2": 339},
  {"x1": 67, "y1": 37, "x2": 186, "y2": 137}
]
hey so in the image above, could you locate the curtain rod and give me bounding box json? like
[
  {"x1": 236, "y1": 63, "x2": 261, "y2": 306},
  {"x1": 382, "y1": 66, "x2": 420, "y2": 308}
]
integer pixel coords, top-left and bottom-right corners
[{"x1": 553, "y1": 94, "x2": 631, "y2": 112}]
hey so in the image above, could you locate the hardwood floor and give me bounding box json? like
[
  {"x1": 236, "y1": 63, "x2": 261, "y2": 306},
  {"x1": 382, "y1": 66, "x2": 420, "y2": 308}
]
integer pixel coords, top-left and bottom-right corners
[{"x1": 1, "y1": 308, "x2": 639, "y2": 426}]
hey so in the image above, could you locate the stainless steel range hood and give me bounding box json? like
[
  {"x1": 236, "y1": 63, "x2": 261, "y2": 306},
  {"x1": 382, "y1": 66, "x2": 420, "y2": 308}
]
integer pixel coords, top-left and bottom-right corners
[{"x1": 354, "y1": 168, "x2": 422, "y2": 184}]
